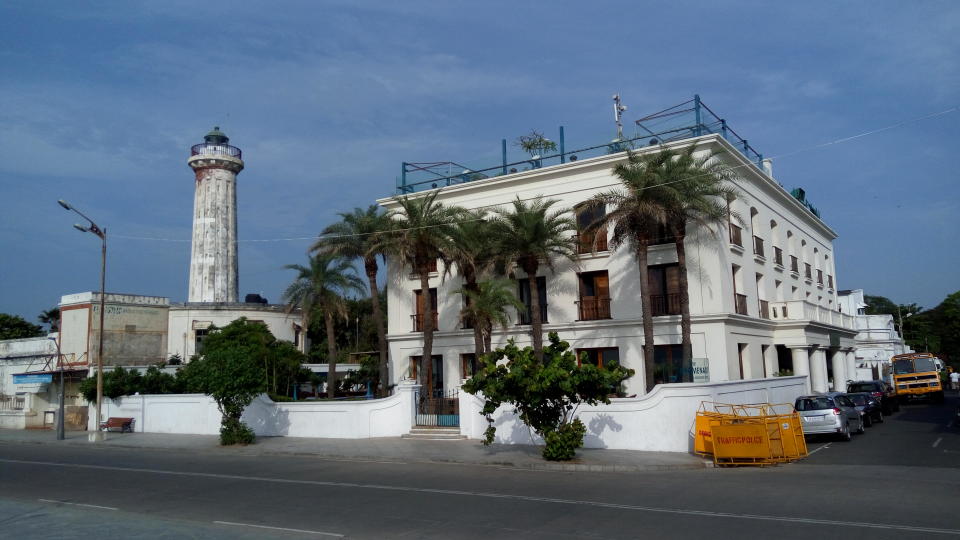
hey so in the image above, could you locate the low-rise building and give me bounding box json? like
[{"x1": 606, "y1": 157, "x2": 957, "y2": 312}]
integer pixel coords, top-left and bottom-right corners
[{"x1": 837, "y1": 289, "x2": 913, "y2": 381}]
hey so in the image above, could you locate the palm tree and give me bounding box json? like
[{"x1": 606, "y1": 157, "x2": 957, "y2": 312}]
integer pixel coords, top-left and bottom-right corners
[
  {"x1": 38, "y1": 307, "x2": 60, "y2": 332},
  {"x1": 448, "y1": 209, "x2": 502, "y2": 356},
  {"x1": 282, "y1": 253, "x2": 365, "y2": 398},
  {"x1": 584, "y1": 150, "x2": 673, "y2": 391},
  {"x1": 491, "y1": 197, "x2": 577, "y2": 361},
  {"x1": 389, "y1": 192, "x2": 463, "y2": 373},
  {"x1": 313, "y1": 206, "x2": 394, "y2": 394},
  {"x1": 459, "y1": 279, "x2": 525, "y2": 355},
  {"x1": 658, "y1": 147, "x2": 741, "y2": 367}
]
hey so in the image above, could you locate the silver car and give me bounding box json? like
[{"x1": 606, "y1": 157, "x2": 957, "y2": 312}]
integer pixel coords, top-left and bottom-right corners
[{"x1": 795, "y1": 394, "x2": 865, "y2": 441}]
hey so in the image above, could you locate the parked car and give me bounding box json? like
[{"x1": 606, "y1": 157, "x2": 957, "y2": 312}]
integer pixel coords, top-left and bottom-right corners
[
  {"x1": 795, "y1": 394, "x2": 864, "y2": 441},
  {"x1": 847, "y1": 380, "x2": 900, "y2": 415},
  {"x1": 847, "y1": 392, "x2": 884, "y2": 426}
]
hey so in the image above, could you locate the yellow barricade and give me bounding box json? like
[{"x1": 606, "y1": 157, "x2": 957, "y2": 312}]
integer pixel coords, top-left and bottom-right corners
[{"x1": 694, "y1": 401, "x2": 808, "y2": 466}]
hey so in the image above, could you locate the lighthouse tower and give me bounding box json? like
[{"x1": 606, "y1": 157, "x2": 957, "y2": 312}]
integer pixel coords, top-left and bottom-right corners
[{"x1": 187, "y1": 127, "x2": 243, "y2": 303}]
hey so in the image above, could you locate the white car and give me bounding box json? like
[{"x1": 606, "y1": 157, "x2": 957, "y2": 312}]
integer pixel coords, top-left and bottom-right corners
[{"x1": 795, "y1": 394, "x2": 864, "y2": 441}]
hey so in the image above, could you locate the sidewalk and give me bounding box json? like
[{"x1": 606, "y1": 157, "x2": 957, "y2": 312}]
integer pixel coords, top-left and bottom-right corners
[{"x1": 0, "y1": 429, "x2": 710, "y2": 473}]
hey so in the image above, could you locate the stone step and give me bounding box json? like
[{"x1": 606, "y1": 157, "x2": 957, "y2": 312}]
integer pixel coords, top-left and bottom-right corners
[{"x1": 402, "y1": 427, "x2": 466, "y2": 440}]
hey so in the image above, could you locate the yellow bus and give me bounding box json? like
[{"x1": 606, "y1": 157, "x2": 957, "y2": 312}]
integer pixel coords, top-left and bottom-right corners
[{"x1": 891, "y1": 353, "x2": 944, "y2": 404}]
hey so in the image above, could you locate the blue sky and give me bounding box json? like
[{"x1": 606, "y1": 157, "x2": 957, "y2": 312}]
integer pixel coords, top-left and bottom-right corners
[{"x1": 1, "y1": 1, "x2": 957, "y2": 323}]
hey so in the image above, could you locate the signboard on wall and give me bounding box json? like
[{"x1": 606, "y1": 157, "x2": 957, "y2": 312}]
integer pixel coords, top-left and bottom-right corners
[
  {"x1": 692, "y1": 358, "x2": 710, "y2": 383},
  {"x1": 13, "y1": 373, "x2": 53, "y2": 384}
]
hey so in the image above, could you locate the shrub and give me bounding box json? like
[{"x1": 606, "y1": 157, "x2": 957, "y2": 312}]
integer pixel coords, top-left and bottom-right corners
[{"x1": 219, "y1": 417, "x2": 255, "y2": 445}]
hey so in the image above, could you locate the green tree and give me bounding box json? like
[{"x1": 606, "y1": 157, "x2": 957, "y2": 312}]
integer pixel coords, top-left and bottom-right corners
[
  {"x1": 658, "y1": 147, "x2": 741, "y2": 366},
  {"x1": 314, "y1": 205, "x2": 394, "y2": 394},
  {"x1": 491, "y1": 197, "x2": 577, "y2": 361},
  {"x1": 864, "y1": 295, "x2": 899, "y2": 316},
  {"x1": 0, "y1": 313, "x2": 45, "y2": 340},
  {"x1": 462, "y1": 333, "x2": 634, "y2": 461},
  {"x1": 38, "y1": 307, "x2": 60, "y2": 332},
  {"x1": 283, "y1": 253, "x2": 365, "y2": 398},
  {"x1": 182, "y1": 318, "x2": 272, "y2": 445},
  {"x1": 583, "y1": 150, "x2": 673, "y2": 391},
  {"x1": 448, "y1": 210, "x2": 503, "y2": 356},
  {"x1": 459, "y1": 279, "x2": 525, "y2": 355},
  {"x1": 389, "y1": 192, "x2": 463, "y2": 370}
]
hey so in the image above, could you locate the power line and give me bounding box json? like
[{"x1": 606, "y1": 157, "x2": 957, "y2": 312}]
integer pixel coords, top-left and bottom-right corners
[{"x1": 111, "y1": 105, "x2": 958, "y2": 244}]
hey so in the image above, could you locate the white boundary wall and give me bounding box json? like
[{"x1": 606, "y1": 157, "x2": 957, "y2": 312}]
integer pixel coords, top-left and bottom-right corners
[
  {"x1": 89, "y1": 381, "x2": 417, "y2": 438},
  {"x1": 459, "y1": 376, "x2": 807, "y2": 453}
]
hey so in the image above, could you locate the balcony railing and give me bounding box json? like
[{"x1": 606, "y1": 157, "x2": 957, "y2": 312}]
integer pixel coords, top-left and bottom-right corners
[
  {"x1": 575, "y1": 230, "x2": 608, "y2": 254},
  {"x1": 773, "y1": 246, "x2": 783, "y2": 266},
  {"x1": 729, "y1": 224, "x2": 743, "y2": 247},
  {"x1": 734, "y1": 293, "x2": 749, "y2": 315},
  {"x1": 411, "y1": 313, "x2": 439, "y2": 332},
  {"x1": 768, "y1": 300, "x2": 855, "y2": 329},
  {"x1": 650, "y1": 293, "x2": 682, "y2": 316},
  {"x1": 577, "y1": 297, "x2": 611, "y2": 320},
  {"x1": 790, "y1": 256, "x2": 799, "y2": 273},
  {"x1": 804, "y1": 263, "x2": 812, "y2": 279},
  {"x1": 816, "y1": 270, "x2": 824, "y2": 285},
  {"x1": 753, "y1": 235, "x2": 764, "y2": 258},
  {"x1": 190, "y1": 143, "x2": 242, "y2": 159},
  {"x1": 759, "y1": 299, "x2": 770, "y2": 320},
  {"x1": 0, "y1": 394, "x2": 25, "y2": 411}
]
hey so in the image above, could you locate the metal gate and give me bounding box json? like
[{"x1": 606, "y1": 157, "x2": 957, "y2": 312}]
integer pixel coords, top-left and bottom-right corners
[{"x1": 415, "y1": 389, "x2": 459, "y2": 427}]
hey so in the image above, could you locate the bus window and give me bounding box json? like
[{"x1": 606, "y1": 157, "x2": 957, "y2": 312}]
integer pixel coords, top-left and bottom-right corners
[{"x1": 893, "y1": 359, "x2": 914, "y2": 374}]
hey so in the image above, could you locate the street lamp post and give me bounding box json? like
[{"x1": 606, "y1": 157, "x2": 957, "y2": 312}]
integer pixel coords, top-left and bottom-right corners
[
  {"x1": 49, "y1": 336, "x2": 65, "y2": 440},
  {"x1": 58, "y1": 199, "x2": 107, "y2": 442}
]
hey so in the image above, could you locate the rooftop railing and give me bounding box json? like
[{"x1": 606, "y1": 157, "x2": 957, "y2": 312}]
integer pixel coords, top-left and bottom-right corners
[
  {"x1": 397, "y1": 95, "x2": 766, "y2": 194},
  {"x1": 191, "y1": 143, "x2": 242, "y2": 160}
]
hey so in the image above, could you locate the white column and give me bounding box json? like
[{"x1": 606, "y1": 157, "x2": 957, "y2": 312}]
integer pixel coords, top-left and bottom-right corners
[
  {"x1": 846, "y1": 350, "x2": 857, "y2": 383},
  {"x1": 763, "y1": 345, "x2": 778, "y2": 378},
  {"x1": 831, "y1": 349, "x2": 847, "y2": 391},
  {"x1": 791, "y1": 347, "x2": 811, "y2": 394},
  {"x1": 810, "y1": 348, "x2": 829, "y2": 393}
]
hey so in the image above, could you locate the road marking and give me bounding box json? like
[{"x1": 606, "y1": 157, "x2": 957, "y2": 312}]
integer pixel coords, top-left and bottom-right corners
[
  {"x1": 807, "y1": 443, "x2": 831, "y2": 455},
  {"x1": 213, "y1": 521, "x2": 343, "y2": 537},
  {"x1": 5, "y1": 458, "x2": 960, "y2": 536},
  {"x1": 38, "y1": 498, "x2": 118, "y2": 511},
  {"x1": 933, "y1": 437, "x2": 943, "y2": 448}
]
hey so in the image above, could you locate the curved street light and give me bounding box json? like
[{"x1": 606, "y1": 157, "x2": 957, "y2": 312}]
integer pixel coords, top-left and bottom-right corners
[{"x1": 58, "y1": 199, "x2": 107, "y2": 442}]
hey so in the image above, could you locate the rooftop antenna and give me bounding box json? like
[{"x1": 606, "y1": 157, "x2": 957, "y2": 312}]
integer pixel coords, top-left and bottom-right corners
[{"x1": 612, "y1": 93, "x2": 628, "y2": 140}]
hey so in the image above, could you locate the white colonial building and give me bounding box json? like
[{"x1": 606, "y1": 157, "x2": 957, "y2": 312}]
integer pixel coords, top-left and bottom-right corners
[
  {"x1": 837, "y1": 289, "x2": 913, "y2": 381},
  {"x1": 379, "y1": 99, "x2": 857, "y2": 398}
]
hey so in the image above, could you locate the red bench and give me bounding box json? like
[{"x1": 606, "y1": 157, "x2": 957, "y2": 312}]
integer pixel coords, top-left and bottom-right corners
[{"x1": 100, "y1": 417, "x2": 135, "y2": 433}]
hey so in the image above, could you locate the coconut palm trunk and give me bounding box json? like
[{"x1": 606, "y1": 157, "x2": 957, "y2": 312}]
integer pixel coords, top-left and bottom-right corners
[
  {"x1": 672, "y1": 222, "x2": 694, "y2": 367},
  {"x1": 636, "y1": 237, "x2": 656, "y2": 392},
  {"x1": 325, "y1": 310, "x2": 338, "y2": 398},
  {"x1": 364, "y1": 256, "x2": 389, "y2": 393}
]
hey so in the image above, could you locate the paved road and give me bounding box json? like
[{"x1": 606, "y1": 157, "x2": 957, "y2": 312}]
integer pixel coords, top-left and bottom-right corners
[{"x1": 1, "y1": 396, "x2": 957, "y2": 539}]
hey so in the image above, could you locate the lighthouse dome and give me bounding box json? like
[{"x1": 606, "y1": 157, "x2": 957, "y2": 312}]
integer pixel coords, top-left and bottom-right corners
[{"x1": 203, "y1": 126, "x2": 229, "y2": 145}]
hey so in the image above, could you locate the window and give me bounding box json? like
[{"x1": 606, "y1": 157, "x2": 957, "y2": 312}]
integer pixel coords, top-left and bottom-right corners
[
  {"x1": 413, "y1": 288, "x2": 438, "y2": 332},
  {"x1": 194, "y1": 328, "x2": 210, "y2": 353},
  {"x1": 654, "y1": 344, "x2": 691, "y2": 384},
  {"x1": 578, "y1": 271, "x2": 611, "y2": 320},
  {"x1": 575, "y1": 202, "x2": 607, "y2": 253},
  {"x1": 738, "y1": 343, "x2": 749, "y2": 379},
  {"x1": 517, "y1": 276, "x2": 548, "y2": 325},
  {"x1": 649, "y1": 263, "x2": 681, "y2": 316},
  {"x1": 461, "y1": 353, "x2": 479, "y2": 379},
  {"x1": 576, "y1": 347, "x2": 620, "y2": 368},
  {"x1": 410, "y1": 354, "x2": 444, "y2": 396},
  {"x1": 648, "y1": 221, "x2": 675, "y2": 245}
]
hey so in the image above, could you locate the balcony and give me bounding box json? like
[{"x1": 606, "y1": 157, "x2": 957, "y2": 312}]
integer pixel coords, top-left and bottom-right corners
[
  {"x1": 576, "y1": 230, "x2": 608, "y2": 254},
  {"x1": 577, "y1": 297, "x2": 612, "y2": 320},
  {"x1": 411, "y1": 313, "x2": 439, "y2": 332},
  {"x1": 734, "y1": 293, "x2": 749, "y2": 315},
  {"x1": 729, "y1": 224, "x2": 743, "y2": 248},
  {"x1": 190, "y1": 143, "x2": 242, "y2": 160},
  {"x1": 759, "y1": 299, "x2": 770, "y2": 320},
  {"x1": 790, "y1": 256, "x2": 799, "y2": 273},
  {"x1": 768, "y1": 300, "x2": 854, "y2": 329},
  {"x1": 753, "y1": 236, "x2": 765, "y2": 258},
  {"x1": 650, "y1": 293, "x2": 681, "y2": 316},
  {"x1": 773, "y1": 247, "x2": 783, "y2": 266}
]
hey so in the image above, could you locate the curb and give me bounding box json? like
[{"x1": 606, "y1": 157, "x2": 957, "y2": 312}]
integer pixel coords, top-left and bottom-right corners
[{"x1": 0, "y1": 436, "x2": 712, "y2": 474}]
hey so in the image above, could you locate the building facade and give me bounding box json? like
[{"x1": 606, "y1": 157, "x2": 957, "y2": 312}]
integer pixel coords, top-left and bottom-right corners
[
  {"x1": 379, "y1": 131, "x2": 857, "y2": 397},
  {"x1": 837, "y1": 289, "x2": 913, "y2": 381}
]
